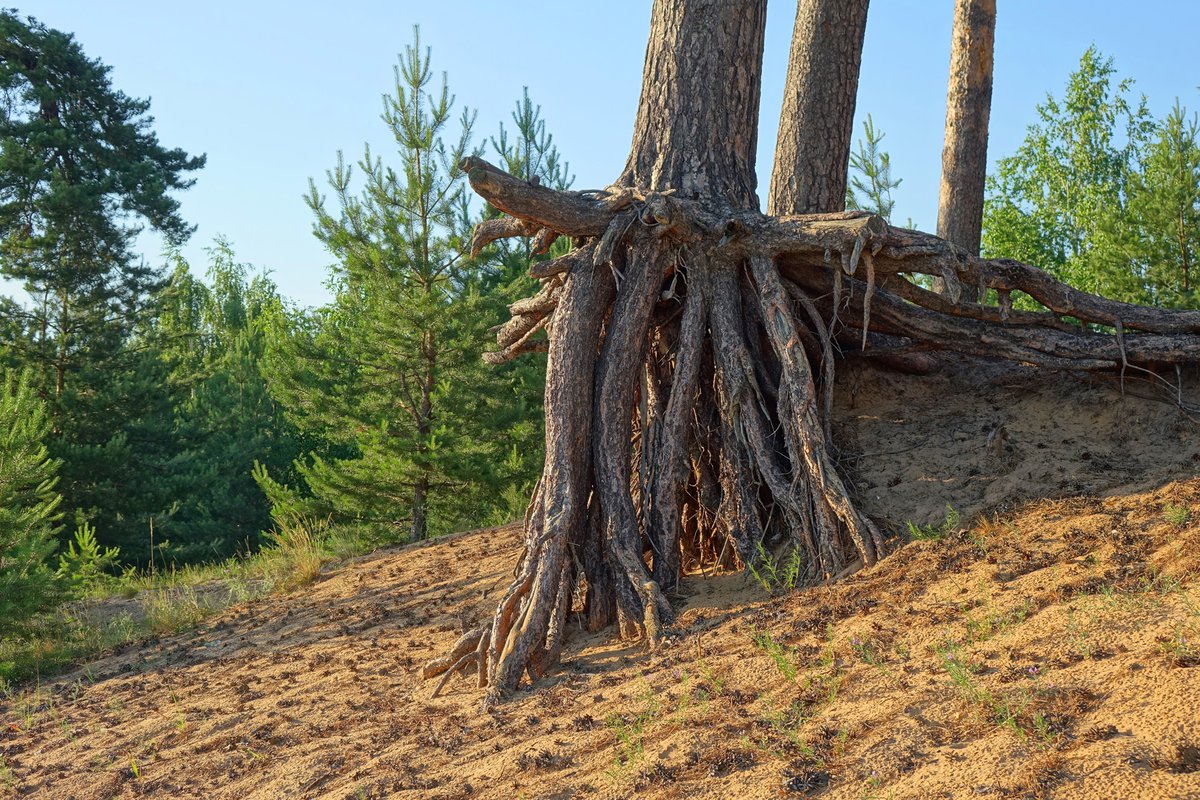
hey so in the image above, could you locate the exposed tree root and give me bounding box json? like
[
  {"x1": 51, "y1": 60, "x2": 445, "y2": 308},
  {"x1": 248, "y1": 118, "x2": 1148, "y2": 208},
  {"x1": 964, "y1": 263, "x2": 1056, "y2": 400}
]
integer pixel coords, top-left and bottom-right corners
[{"x1": 425, "y1": 157, "x2": 1200, "y2": 702}]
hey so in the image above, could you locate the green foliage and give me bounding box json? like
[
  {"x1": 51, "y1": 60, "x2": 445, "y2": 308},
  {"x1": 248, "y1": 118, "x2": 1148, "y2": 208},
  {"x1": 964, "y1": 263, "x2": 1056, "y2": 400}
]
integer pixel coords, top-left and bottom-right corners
[
  {"x1": 54, "y1": 522, "x2": 119, "y2": 589},
  {"x1": 983, "y1": 47, "x2": 1199, "y2": 308},
  {"x1": 747, "y1": 540, "x2": 804, "y2": 595},
  {"x1": 750, "y1": 627, "x2": 798, "y2": 682},
  {"x1": 1091, "y1": 102, "x2": 1200, "y2": 307},
  {"x1": 1164, "y1": 502, "x2": 1192, "y2": 526},
  {"x1": 0, "y1": 369, "x2": 62, "y2": 632},
  {"x1": 149, "y1": 242, "x2": 308, "y2": 562},
  {"x1": 905, "y1": 505, "x2": 961, "y2": 542},
  {"x1": 263, "y1": 29, "x2": 484, "y2": 541},
  {"x1": 983, "y1": 48, "x2": 1152, "y2": 286},
  {"x1": 0, "y1": 11, "x2": 205, "y2": 562},
  {"x1": 262, "y1": 32, "x2": 566, "y2": 540},
  {"x1": 846, "y1": 115, "x2": 902, "y2": 222}
]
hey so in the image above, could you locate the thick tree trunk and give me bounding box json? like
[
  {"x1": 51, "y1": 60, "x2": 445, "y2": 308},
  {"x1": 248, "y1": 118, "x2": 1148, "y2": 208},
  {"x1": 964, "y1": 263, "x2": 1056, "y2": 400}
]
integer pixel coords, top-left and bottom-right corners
[
  {"x1": 620, "y1": 0, "x2": 766, "y2": 207},
  {"x1": 936, "y1": 0, "x2": 996, "y2": 255},
  {"x1": 768, "y1": 0, "x2": 871, "y2": 215}
]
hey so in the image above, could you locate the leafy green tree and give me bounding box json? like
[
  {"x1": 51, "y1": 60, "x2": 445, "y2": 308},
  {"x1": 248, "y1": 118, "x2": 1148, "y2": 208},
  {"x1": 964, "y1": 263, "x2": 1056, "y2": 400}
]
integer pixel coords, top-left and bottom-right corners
[
  {"x1": 1091, "y1": 102, "x2": 1200, "y2": 307},
  {"x1": 982, "y1": 48, "x2": 1154, "y2": 293},
  {"x1": 0, "y1": 369, "x2": 62, "y2": 633}
]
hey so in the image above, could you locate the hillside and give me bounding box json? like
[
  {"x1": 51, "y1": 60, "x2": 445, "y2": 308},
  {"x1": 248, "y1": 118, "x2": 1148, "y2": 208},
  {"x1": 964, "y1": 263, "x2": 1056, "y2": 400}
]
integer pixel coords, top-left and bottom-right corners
[{"x1": 3, "y1": 360, "x2": 1200, "y2": 800}]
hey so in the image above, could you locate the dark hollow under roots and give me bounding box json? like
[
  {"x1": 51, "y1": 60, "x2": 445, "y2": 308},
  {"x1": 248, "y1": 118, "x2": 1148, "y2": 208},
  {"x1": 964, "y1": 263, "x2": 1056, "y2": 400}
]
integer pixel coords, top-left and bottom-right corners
[{"x1": 423, "y1": 159, "x2": 1200, "y2": 703}]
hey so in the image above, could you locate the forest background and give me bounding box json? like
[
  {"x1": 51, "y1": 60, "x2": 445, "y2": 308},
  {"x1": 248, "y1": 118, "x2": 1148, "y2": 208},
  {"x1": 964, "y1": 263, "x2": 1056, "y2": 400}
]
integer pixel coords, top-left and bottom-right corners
[{"x1": 1, "y1": 2, "x2": 1198, "y2": 676}]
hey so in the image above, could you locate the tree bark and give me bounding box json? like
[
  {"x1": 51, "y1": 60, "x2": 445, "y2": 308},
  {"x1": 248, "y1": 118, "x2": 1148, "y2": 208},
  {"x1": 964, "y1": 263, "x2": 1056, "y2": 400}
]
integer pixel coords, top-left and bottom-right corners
[
  {"x1": 620, "y1": 0, "x2": 766, "y2": 207},
  {"x1": 936, "y1": 0, "x2": 996, "y2": 255},
  {"x1": 768, "y1": 0, "x2": 871, "y2": 215}
]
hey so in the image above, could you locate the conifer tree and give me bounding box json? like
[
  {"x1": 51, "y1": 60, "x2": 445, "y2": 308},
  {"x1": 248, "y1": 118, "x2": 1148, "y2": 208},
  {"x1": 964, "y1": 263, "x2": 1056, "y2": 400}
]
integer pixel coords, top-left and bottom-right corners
[
  {"x1": 0, "y1": 11, "x2": 204, "y2": 556},
  {"x1": 263, "y1": 31, "x2": 501, "y2": 540},
  {"x1": 152, "y1": 244, "x2": 307, "y2": 560},
  {"x1": 0, "y1": 369, "x2": 62, "y2": 633}
]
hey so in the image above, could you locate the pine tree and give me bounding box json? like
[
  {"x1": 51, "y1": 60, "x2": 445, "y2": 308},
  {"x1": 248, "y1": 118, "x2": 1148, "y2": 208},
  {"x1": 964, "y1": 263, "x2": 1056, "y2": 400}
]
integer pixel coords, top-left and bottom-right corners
[
  {"x1": 845, "y1": 115, "x2": 902, "y2": 222},
  {"x1": 0, "y1": 11, "x2": 204, "y2": 557},
  {"x1": 263, "y1": 30, "x2": 504, "y2": 540},
  {"x1": 0, "y1": 369, "x2": 62, "y2": 633},
  {"x1": 1092, "y1": 102, "x2": 1200, "y2": 307}
]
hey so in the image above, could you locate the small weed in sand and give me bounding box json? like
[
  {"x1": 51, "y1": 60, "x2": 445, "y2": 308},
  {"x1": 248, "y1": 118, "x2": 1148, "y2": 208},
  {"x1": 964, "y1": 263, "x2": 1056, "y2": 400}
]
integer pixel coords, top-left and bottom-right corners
[
  {"x1": 1158, "y1": 624, "x2": 1200, "y2": 667},
  {"x1": 748, "y1": 541, "x2": 804, "y2": 595},
  {"x1": 906, "y1": 506, "x2": 961, "y2": 542},
  {"x1": 744, "y1": 697, "x2": 815, "y2": 761},
  {"x1": 604, "y1": 688, "x2": 660, "y2": 778},
  {"x1": 849, "y1": 635, "x2": 904, "y2": 685},
  {"x1": 1065, "y1": 610, "x2": 1094, "y2": 660},
  {"x1": 963, "y1": 598, "x2": 1034, "y2": 644},
  {"x1": 0, "y1": 755, "x2": 14, "y2": 790},
  {"x1": 849, "y1": 635, "x2": 884, "y2": 667},
  {"x1": 1164, "y1": 503, "x2": 1192, "y2": 526},
  {"x1": 751, "y1": 628, "x2": 798, "y2": 682},
  {"x1": 936, "y1": 643, "x2": 1055, "y2": 745}
]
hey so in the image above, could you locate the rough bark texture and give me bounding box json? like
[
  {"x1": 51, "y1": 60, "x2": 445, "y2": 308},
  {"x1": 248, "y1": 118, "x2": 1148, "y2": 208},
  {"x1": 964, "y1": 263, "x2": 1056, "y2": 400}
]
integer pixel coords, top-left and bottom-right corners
[
  {"x1": 424, "y1": 0, "x2": 1200, "y2": 704},
  {"x1": 936, "y1": 0, "x2": 996, "y2": 255},
  {"x1": 768, "y1": 0, "x2": 871, "y2": 215},
  {"x1": 620, "y1": 0, "x2": 766, "y2": 207}
]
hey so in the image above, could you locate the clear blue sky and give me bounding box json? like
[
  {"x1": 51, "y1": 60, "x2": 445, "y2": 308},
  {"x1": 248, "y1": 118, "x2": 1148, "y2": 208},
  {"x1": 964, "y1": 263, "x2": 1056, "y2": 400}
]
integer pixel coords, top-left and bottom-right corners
[{"x1": 12, "y1": 1, "x2": 1200, "y2": 308}]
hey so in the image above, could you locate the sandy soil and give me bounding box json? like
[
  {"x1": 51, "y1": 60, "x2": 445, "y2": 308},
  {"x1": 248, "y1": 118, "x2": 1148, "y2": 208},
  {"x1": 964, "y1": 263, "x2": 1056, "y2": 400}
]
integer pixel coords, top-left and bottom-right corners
[{"x1": 3, "y1": 360, "x2": 1199, "y2": 800}]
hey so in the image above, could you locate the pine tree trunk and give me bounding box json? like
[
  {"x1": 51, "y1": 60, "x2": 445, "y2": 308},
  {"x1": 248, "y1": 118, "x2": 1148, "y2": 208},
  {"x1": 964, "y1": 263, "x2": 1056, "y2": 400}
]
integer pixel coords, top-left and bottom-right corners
[
  {"x1": 411, "y1": 478, "x2": 428, "y2": 541},
  {"x1": 936, "y1": 0, "x2": 996, "y2": 255},
  {"x1": 619, "y1": 0, "x2": 766, "y2": 207},
  {"x1": 768, "y1": 0, "x2": 871, "y2": 215}
]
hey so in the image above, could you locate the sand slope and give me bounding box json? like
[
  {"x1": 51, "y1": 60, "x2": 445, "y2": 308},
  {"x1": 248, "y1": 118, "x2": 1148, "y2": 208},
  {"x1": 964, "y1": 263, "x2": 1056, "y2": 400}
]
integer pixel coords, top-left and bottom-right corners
[{"x1": 4, "y1": 361, "x2": 1200, "y2": 799}]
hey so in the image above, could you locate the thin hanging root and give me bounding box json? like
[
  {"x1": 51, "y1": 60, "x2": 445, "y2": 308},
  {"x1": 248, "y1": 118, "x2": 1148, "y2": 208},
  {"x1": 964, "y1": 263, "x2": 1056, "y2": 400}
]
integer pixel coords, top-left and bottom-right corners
[
  {"x1": 848, "y1": 234, "x2": 864, "y2": 275},
  {"x1": 861, "y1": 251, "x2": 876, "y2": 352},
  {"x1": 1116, "y1": 320, "x2": 1128, "y2": 395}
]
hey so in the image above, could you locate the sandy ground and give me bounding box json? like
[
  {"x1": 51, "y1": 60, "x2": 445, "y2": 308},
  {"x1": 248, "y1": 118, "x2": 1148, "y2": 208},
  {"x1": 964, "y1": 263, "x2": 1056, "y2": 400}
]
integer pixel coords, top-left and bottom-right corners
[{"x1": 3, "y1": 359, "x2": 1199, "y2": 800}]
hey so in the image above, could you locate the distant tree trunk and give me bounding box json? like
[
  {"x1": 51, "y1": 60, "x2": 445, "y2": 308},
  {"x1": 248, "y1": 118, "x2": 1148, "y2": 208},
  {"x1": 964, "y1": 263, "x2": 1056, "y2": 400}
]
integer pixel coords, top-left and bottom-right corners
[
  {"x1": 412, "y1": 338, "x2": 436, "y2": 541},
  {"x1": 936, "y1": 0, "x2": 996, "y2": 255},
  {"x1": 768, "y1": 0, "x2": 871, "y2": 215}
]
